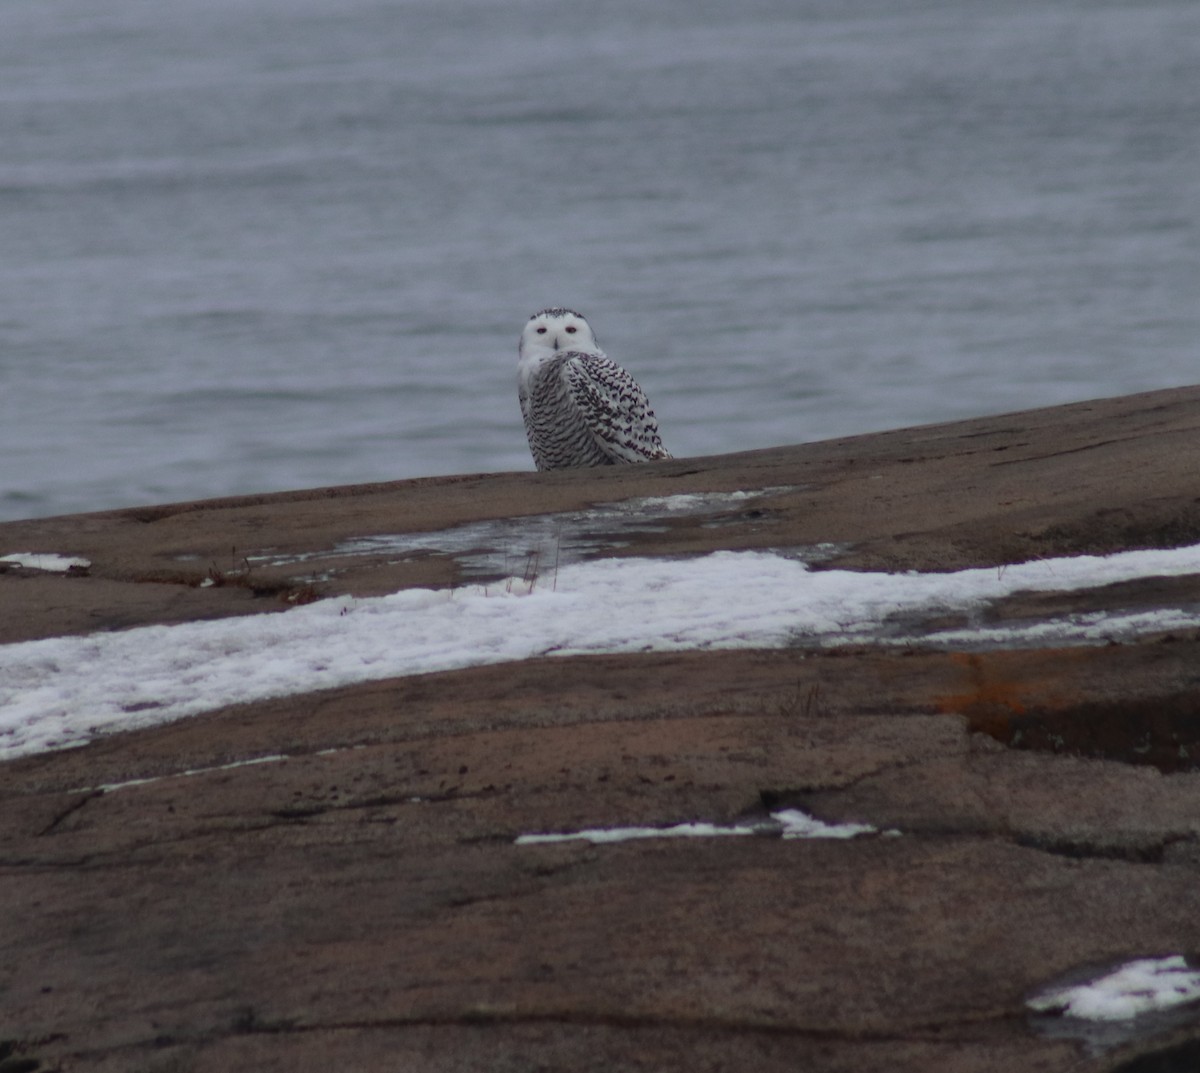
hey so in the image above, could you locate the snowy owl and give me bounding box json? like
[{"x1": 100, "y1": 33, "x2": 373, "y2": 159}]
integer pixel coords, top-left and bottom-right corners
[{"x1": 517, "y1": 307, "x2": 671, "y2": 471}]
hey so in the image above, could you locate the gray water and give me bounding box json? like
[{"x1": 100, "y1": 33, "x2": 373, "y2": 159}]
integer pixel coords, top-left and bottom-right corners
[{"x1": 2, "y1": 0, "x2": 1196, "y2": 522}]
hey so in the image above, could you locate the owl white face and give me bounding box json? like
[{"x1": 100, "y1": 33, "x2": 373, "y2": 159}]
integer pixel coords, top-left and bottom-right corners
[{"x1": 519, "y1": 308, "x2": 598, "y2": 358}]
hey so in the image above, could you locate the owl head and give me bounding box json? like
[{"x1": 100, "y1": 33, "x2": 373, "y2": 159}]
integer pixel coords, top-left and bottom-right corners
[{"x1": 519, "y1": 308, "x2": 598, "y2": 357}]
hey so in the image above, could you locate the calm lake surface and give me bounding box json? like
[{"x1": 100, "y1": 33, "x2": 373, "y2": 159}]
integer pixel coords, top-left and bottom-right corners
[{"x1": 2, "y1": 0, "x2": 1196, "y2": 521}]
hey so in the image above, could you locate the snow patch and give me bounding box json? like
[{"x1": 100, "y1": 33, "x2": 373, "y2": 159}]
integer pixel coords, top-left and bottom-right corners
[
  {"x1": 515, "y1": 808, "x2": 880, "y2": 845},
  {"x1": 2, "y1": 543, "x2": 1200, "y2": 760},
  {"x1": 774, "y1": 808, "x2": 879, "y2": 839},
  {"x1": 0, "y1": 552, "x2": 90, "y2": 572},
  {"x1": 75, "y1": 753, "x2": 292, "y2": 794},
  {"x1": 1028, "y1": 956, "x2": 1200, "y2": 1021}
]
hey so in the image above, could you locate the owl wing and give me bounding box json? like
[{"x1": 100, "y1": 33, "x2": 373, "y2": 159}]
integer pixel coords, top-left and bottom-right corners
[{"x1": 561, "y1": 351, "x2": 671, "y2": 464}]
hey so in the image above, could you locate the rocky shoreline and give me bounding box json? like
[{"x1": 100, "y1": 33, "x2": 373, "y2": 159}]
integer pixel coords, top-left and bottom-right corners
[{"x1": 3, "y1": 384, "x2": 1200, "y2": 1071}]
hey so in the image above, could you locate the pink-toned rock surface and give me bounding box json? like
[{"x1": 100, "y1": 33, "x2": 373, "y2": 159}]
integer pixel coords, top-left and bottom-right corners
[{"x1": 3, "y1": 385, "x2": 1200, "y2": 1072}]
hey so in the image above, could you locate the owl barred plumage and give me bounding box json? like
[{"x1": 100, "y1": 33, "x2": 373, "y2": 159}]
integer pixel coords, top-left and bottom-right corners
[{"x1": 516, "y1": 308, "x2": 672, "y2": 472}]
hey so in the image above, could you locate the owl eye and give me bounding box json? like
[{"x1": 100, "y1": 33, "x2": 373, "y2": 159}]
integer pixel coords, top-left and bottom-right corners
[
  {"x1": 565, "y1": 326, "x2": 577, "y2": 333},
  {"x1": 536, "y1": 327, "x2": 547, "y2": 334}
]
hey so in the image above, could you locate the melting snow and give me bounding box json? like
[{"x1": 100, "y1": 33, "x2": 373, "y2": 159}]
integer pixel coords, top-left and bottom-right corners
[
  {"x1": 1028, "y1": 956, "x2": 1200, "y2": 1021},
  {"x1": 0, "y1": 552, "x2": 90, "y2": 572},
  {"x1": 2, "y1": 543, "x2": 1200, "y2": 760},
  {"x1": 514, "y1": 808, "x2": 879, "y2": 845}
]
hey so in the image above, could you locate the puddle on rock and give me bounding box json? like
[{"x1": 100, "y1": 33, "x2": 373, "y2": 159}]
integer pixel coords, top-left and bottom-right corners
[
  {"x1": 1004, "y1": 692, "x2": 1200, "y2": 774},
  {"x1": 249, "y1": 488, "x2": 814, "y2": 581}
]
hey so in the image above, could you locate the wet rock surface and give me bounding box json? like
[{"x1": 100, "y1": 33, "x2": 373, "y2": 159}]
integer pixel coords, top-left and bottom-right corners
[{"x1": 3, "y1": 385, "x2": 1200, "y2": 1071}]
